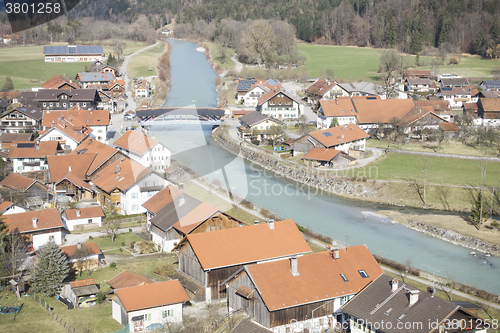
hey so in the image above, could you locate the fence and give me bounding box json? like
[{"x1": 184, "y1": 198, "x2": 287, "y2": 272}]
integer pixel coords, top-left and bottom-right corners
[{"x1": 33, "y1": 292, "x2": 78, "y2": 333}]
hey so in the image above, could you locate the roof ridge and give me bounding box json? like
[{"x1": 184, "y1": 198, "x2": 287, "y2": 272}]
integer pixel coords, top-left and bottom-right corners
[{"x1": 369, "y1": 284, "x2": 405, "y2": 315}]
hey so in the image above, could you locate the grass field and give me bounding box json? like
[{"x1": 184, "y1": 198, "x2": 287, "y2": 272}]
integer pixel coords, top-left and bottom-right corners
[
  {"x1": 128, "y1": 42, "x2": 167, "y2": 79},
  {"x1": 368, "y1": 152, "x2": 500, "y2": 187},
  {"x1": 206, "y1": 42, "x2": 236, "y2": 71}
]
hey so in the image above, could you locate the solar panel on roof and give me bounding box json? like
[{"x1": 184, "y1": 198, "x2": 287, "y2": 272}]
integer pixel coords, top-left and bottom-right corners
[
  {"x1": 322, "y1": 132, "x2": 332, "y2": 137},
  {"x1": 68, "y1": 46, "x2": 77, "y2": 54},
  {"x1": 17, "y1": 143, "x2": 35, "y2": 148},
  {"x1": 442, "y1": 87, "x2": 452, "y2": 91}
]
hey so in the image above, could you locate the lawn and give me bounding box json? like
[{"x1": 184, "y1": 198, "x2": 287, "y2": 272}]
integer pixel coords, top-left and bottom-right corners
[
  {"x1": 368, "y1": 152, "x2": 500, "y2": 187},
  {"x1": 206, "y1": 42, "x2": 236, "y2": 70},
  {"x1": 87, "y1": 232, "x2": 143, "y2": 252},
  {"x1": 128, "y1": 42, "x2": 168, "y2": 79}
]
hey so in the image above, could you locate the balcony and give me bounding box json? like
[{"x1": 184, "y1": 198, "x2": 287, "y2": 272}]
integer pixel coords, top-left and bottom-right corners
[
  {"x1": 23, "y1": 161, "x2": 41, "y2": 167},
  {"x1": 139, "y1": 185, "x2": 163, "y2": 192}
]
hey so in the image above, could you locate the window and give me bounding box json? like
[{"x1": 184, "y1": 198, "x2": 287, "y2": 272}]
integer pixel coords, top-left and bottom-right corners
[
  {"x1": 358, "y1": 270, "x2": 369, "y2": 278},
  {"x1": 131, "y1": 193, "x2": 138, "y2": 199},
  {"x1": 340, "y1": 273, "x2": 348, "y2": 282},
  {"x1": 49, "y1": 235, "x2": 54, "y2": 242},
  {"x1": 88, "y1": 219, "x2": 92, "y2": 224},
  {"x1": 132, "y1": 205, "x2": 138, "y2": 211},
  {"x1": 385, "y1": 307, "x2": 393, "y2": 315}
]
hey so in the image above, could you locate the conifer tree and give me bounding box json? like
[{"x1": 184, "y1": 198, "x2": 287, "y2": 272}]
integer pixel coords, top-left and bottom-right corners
[{"x1": 31, "y1": 241, "x2": 69, "y2": 296}]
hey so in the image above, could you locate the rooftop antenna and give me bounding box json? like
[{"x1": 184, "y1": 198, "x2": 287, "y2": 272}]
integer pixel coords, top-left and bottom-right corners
[{"x1": 345, "y1": 235, "x2": 350, "y2": 252}]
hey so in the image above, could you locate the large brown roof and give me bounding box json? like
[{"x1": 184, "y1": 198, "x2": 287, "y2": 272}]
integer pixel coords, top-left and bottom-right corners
[
  {"x1": 0, "y1": 173, "x2": 37, "y2": 191},
  {"x1": 0, "y1": 200, "x2": 14, "y2": 213},
  {"x1": 107, "y1": 271, "x2": 154, "y2": 290},
  {"x1": 115, "y1": 280, "x2": 190, "y2": 312},
  {"x1": 0, "y1": 133, "x2": 33, "y2": 144},
  {"x1": 142, "y1": 185, "x2": 182, "y2": 214},
  {"x1": 244, "y1": 245, "x2": 383, "y2": 311},
  {"x1": 302, "y1": 148, "x2": 340, "y2": 162},
  {"x1": 352, "y1": 98, "x2": 415, "y2": 124},
  {"x1": 319, "y1": 97, "x2": 356, "y2": 118},
  {"x1": 42, "y1": 108, "x2": 110, "y2": 128},
  {"x1": 42, "y1": 75, "x2": 72, "y2": 89},
  {"x1": 47, "y1": 154, "x2": 96, "y2": 183},
  {"x1": 7, "y1": 141, "x2": 60, "y2": 158},
  {"x1": 479, "y1": 98, "x2": 500, "y2": 112},
  {"x1": 3, "y1": 208, "x2": 65, "y2": 233},
  {"x1": 176, "y1": 219, "x2": 311, "y2": 270},
  {"x1": 61, "y1": 242, "x2": 102, "y2": 258},
  {"x1": 307, "y1": 124, "x2": 369, "y2": 148},
  {"x1": 414, "y1": 100, "x2": 451, "y2": 112},
  {"x1": 92, "y1": 157, "x2": 153, "y2": 193},
  {"x1": 400, "y1": 106, "x2": 441, "y2": 125},
  {"x1": 305, "y1": 79, "x2": 337, "y2": 96},
  {"x1": 439, "y1": 122, "x2": 460, "y2": 132},
  {"x1": 64, "y1": 206, "x2": 105, "y2": 220},
  {"x1": 70, "y1": 278, "x2": 96, "y2": 288},
  {"x1": 41, "y1": 120, "x2": 93, "y2": 143},
  {"x1": 114, "y1": 130, "x2": 159, "y2": 156},
  {"x1": 69, "y1": 137, "x2": 120, "y2": 176}
]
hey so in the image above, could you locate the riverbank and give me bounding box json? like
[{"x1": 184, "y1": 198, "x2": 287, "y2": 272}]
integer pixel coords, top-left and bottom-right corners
[
  {"x1": 212, "y1": 126, "x2": 500, "y2": 255},
  {"x1": 149, "y1": 41, "x2": 172, "y2": 108}
]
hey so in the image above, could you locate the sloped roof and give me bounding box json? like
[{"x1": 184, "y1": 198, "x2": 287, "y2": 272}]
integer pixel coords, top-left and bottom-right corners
[
  {"x1": 55, "y1": 172, "x2": 93, "y2": 191},
  {"x1": 0, "y1": 200, "x2": 14, "y2": 213},
  {"x1": 175, "y1": 220, "x2": 311, "y2": 270},
  {"x1": 479, "y1": 98, "x2": 500, "y2": 112},
  {"x1": 305, "y1": 79, "x2": 338, "y2": 96},
  {"x1": 307, "y1": 124, "x2": 369, "y2": 148},
  {"x1": 142, "y1": 185, "x2": 182, "y2": 215},
  {"x1": 3, "y1": 208, "x2": 65, "y2": 234},
  {"x1": 92, "y1": 157, "x2": 153, "y2": 193},
  {"x1": 61, "y1": 242, "x2": 102, "y2": 259},
  {"x1": 77, "y1": 72, "x2": 114, "y2": 83},
  {"x1": 114, "y1": 130, "x2": 160, "y2": 156},
  {"x1": 244, "y1": 245, "x2": 383, "y2": 311},
  {"x1": 42, "y1": 108, "x2": 110, "y2": 128},
  {"x1": 337, "y1": 81, "x2": 378, "y2": 95},
  {"x1": 340, "y1": 273, "x2": 479, "y2": 333},
  {"x1": 115, "y1": 280, "x2": 190, "y2": 312},
  {"x1": 6, "y1": 106, "x2": 43, "y2": 121},
  {"x1": 40, "y1": 120, "x2": 92, "y2": 144},
  {"x1": 257, "y1": 86, "x2": 302, "y2": 106},
  {"x1": 302, "y1": 148, "x2": 341, "y2": 162},
  {"x1": 0, "y1": 173, "x2": 38, "y2": 191},
  {"x1": 239, "y1": 111, "x2": 282, "y2": 127},
  {"x1": 481, "y1": 80, "x2": 500, "y2": 90},
  {"x1": 0, "y1": 133, "x2": 33, "y2": 143},
  {"x1": 107, "y1": 271, "x2": 154, "y2": 290},
  {"x1": 7, "y1": 141, "x2": 60, "y2": 159},
  {"x1": 351, "y1": 98, "x2": 415, "y2": 124},
  {"x1": 440, "y1": 86, "x2": 475, "y2": 96},
  {"x1": 64, "y1": 206, "x2": 105, "y2": 220},
  {"x1": 414, "y1": 100, "x2": 451, "y2": 112},
  {"x1": 441, "y1": 78, "x2": 470, "y2": 87},
  {"x1": 236, "y1": 79, "x2": 257, "y2": 92},
  {"x1": 463, "y1": 102, "x2": 478, "y2": 110},
  {"x1": 69, "y1": 137, "x2": 120, "y2": 176},
  {"x1": 479, "y1": 91, "x2": 500, "y2": 98},
  {"x1": 439, "y1": 122, "x2": 460, "y2": 132},
  {"x1": 42, "y1": 75, "x2": 71, "y2": 89},
  {"x1": 406, "y1": 78, "x2": 432, "y2": 85},
  {"x1": 229, "y1": 319, "x2": 272, "y2": 333},
  {"x1": 70, "y1": 278, "x2": 96, "y2": 288},
  {"x1": 319, "y1": 97, "x2": 357, "y2": 118},
  {"x1": 232, "y1": 110, "x2": 253, "y2": 116},
  {"x1": 47, "y1": 153, "x2": 95, "y2": 183},
  {"x1": 400, "y1": 106, "x2": 442, "y2": 125},
  {"x1": 34, "y1": 89, "x2": 99, "y2": 102}
]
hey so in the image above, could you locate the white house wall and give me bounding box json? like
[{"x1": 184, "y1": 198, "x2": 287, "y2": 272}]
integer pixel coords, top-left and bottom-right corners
[
  {"x1": 33, "y1": 230, "x2": 65, "y2": 250},
  {"x1": 122, "y1": 143, "x2": 171, "y2": 173},
  {"x1": 125, "y1": 303, "x2": 183, "y2": 332},
  {"x1": 39, "y1": 130, "x2": 79, "y2": 150},
  {"x1": 63, "y1": 216, "x2": 103, "y2": 231},
  {"x1": 119, "y1": 175, "x2": 169, "y2": 215},
  {"x1": 12, "y1": 158, "x2": 49, "y2": 173},
  {"x1": 260, "y1": 101, "x2": 301, "y2": 120},
  {"x1": 89, "y1": 125, "x2": 107, "y2": 143}
]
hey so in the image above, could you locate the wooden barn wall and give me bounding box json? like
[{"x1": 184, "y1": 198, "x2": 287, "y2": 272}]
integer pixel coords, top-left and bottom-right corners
[
  {"x1": 166, "y1": 228, "x2": 181, "y2": 241},
  {"x1": 178, "y1": 242, "x2": 205, "y2": 285},
  {"x1": 207, "y1": 265, "x2": 244, "y2": 299},
  {"x1": 270, "y1": 299, "x2": 336, "y2": 327},
  {"x1": 191, "y1": 213, "x2": 243, "y2": 234}
]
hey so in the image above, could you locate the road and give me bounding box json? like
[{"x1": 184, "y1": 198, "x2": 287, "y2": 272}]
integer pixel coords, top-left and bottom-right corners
[{"x1": 64, "y1": 226, "x2": 143, "y2": 246}]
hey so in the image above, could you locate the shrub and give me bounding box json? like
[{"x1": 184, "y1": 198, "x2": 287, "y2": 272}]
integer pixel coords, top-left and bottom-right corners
[
  {"x1": 88, "y1": 235, "x2": 93, "y2": 240},
  {"x1": 121, "y1": 242, "x2": 126, "y2": 246},
  {"x1": 110, "y1": 263, "x2": 116, "y2": 269},
  {"x1": 448, "y1": 56, "x2": 460, "y2": 65},
  {"x1": 96, "y1": 292, "x2": 106, "y2": 304},
  {"x1": 129, "y1": 228, "x2": 132, "y2": 233}
]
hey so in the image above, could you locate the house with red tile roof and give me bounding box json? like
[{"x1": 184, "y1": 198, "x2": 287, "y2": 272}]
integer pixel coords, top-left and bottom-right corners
[
  {"x1": 92, "y1": 157, "x2": 169, "y2": 215},
  {"x1": 478, "y1": 98, "x2": 500, "y2": 126},
  {"x1": 38, "y1": 119, "x2": 93, "y2": 150},
  {"x1": 42, "y1": 75, "x2": 80, "y2": 90},
  {"x1": 172, "y1": 219, "x2": 311, "y2": 302},
  {"x1": 440, "y1": 86, "x2": 478, "y2": 108},
  {"x1": 240, "y1": 80, "x2": 278, "y2": 107},
  {"x1": 107, "y1": 271, "x2": 154, "y2": 291},
  {"x1": 0, "y1": 173, "x2": 49, "y2": 201},
  {"x1": 112, "y1": 280, "x2": 190, "y2": 332},
  {"x1": 143, "y1": 185, "x2": 245, "y2": 252},
  {"x1": 305, "y1": 79, "x2": 348, "y2": 104},
  {"x1": 225, "y1": 245, "x2": 383, "y2": 331},
  {"x1": 114, "y1": 130, "x2": 171, "y2": 172},
  {"x1": 3, "y1": 208, "x2": 68, "y2": 250},
  {"x1": 61, "y1": 241, "x2": 103, "y2": 273},
  {"x1": 257, "y1": 86, "x2": 303, "y2": 120},
  {"x1": 414, "y1": 100, "x2": 452, "y2": 121},
  {"x1": 62, "y1": 206, "x2": 105, "y2": 231},
  {"x1": 8, "y1": 141, "x2": 61, "y2": 173},
  {"x1": 0, "y1": 200, "x2": 26, "y2": 215}
]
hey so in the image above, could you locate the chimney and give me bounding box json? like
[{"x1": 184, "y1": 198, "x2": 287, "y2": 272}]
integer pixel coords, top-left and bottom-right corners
[
  {"x1": 69, "y1": 166, "x2": 72, "y2": 172},
  {"x1": 408, "y1": 290, "x2": 419, "y2": 306},
  {"x1": 332, "y1": 249, "x2": 340, "y2": 259},
  {"x1": 267, "y1": 219, "x2": 274, "y2": 230},
  {"x1": 391, "y1": 278, "x2": 399, "y2": 291},
  {"x1": 335, "y1": 99, "x2": 339, "y2": 105},
  {"x1": 179, "y1": 194, "x2": 185, "y2": 206},
  {"x1": 89, "y1": 138, "x2": 93, "y2": 144},
  {"x1": 76, "y1": 209, "x2": 80, "y2": 217},
  {"x1": 77, "y1": 243, "x2": 82, "y2": 250},
  {"x1": 254, "y1": 220, "x2": 259, "y2": 225},
  {"x1": 115, "y1": 165, "x2": 121, "y2": 174},
  {"x1": 32, "y1": 217, "x2": 38, "y2": 228},
  {"x1": 290, "y1": 257, "x2": 299, "y2": 276}
]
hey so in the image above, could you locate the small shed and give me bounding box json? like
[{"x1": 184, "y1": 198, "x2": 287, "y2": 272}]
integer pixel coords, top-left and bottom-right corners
[{"x1": 61, "y1": 279, "x2": 99, "y2": 308}]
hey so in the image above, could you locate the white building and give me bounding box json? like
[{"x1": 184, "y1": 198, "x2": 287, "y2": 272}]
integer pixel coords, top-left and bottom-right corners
[
  {"x1": 3, "y1": 208, "x2": 68, "y2": 250},
  {"x1": 440, "y1": 87, "x2": 478, "y2": 108},
  {"x1": 8, "y1": 141, "x2": 60, "y2": 173},
  {"x1": 0, "y1": 201, "x2": 26, "y2": 215},
  {"x1": 112, "y1": 280, "x2": 189, "y2": 332},
  {"x1": 43, "y1": 45, "x2": 103, "y2": 63},
  {"x1": 114, "y1": 130, "x2": 171, "y2": 172},
  {"x1": 257, "y1": 86, "x2": 303, "y2": 120},
  {"x1": 62, "y1": 206, "x2": 105, "y2": 231},
  {"x1": 38, "y1": 120, "x2": 92, "y2": 151}
]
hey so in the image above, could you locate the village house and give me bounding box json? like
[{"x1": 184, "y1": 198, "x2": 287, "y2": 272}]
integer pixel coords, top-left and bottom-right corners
[
  {"x1": 400, "y1": 106, "x2": 448, "y2": 135},
  {"x1": 76, "y1": 72, "x2": 115, "y2": 89},
  {"x1": 42, "y1": 75, "x2": 80, "y2": 90},
  {"x1": 440, "y1": 87, "x2": 478, "y2": 108},
  {"x1": 8, "y1": 141, "x2": 61, "y2": 173},
  {"x1": 240, "y1": 80, "x2": 278, "y2": 107},
  {"x1": 0, "y1": 133, "x2": 33, "y2": 151},
  {"x1": 405, "y1": 78, "x2": 434, "y2": 93},
  {"x1": 112, "y1": 280, "x2": 190, "y2": 332},
  {"x1": 237, "y1": 111, "x2": 285, "y2": 142},
  {"x1": 440, "y1": 77, "x2": 470, "y2": 88},
  {"x1": 89, "y1": 60, "x2": 120, "y2": 77},
  {"x1": 38, "y1": 120, "x2": 93, "y2": 151},
  {"x1": 477, "y1": 98, "x2": 500, "y2": 126},
  {"x1": 0, "y1": 97, "x2": 8, "y2": 113},
  {"x1": 340, "y1": 273, "x2": 487, "y2": 333},
  {"x1": 293, "y1": 124, "x2": 370, "y2": 158},
  {"x1": 61, "y1": 242, "x2": 104, "y2": 273},
  {"x1": 230, "y1": 319, "x2": 273, "y2": 333},
  {"x1": 3, "y1": 208, "x2": 68, "y2": 250},
  {"x1": 414, "y1": 100, "x2": 452, "y2": 121},
  {"x1": 337, "y1": 81, "x2": 381, "y2": 98},
  {"x1": 69, "y1": 137, "x2": 125, "y2": 180},
  {"x1": 21, "y1": 89, "x2": 101, "y2": 111},
  {"x1": 438, "y1": 121, "x2": 460, "y2": 138},
  {"x1": 61, "y1": 279, "x2": 100, "y2": 308},
  {"x1": 92, "y1": 157, "x2": 169, "y2": 214},
  {"x1": 225, "y1": 245, "x2": 383, "y2": 332},
  {"x1": 0, "y1": 106, "x2": 43, "y2": 133},
  {"x1": 96, "y1": 90, "x2": 117, "y2": 112},
  {"x1": 0, "y1": 173, "x2": 50, "y2": 202},
  {"x1": 257, "y1": 86, "x2": 303, "y2": 120},
  {"x1": 480, "y1": 80, "x2": 500, "y2": 91},
  {"x1": 402, "y1": 69, "x2": 432, "y2": 80},
  {"x1": 301, "y1": 148, "x2": 356, "y2": 168},
  {"x1": 235, "y1": 79, "x2": 277, "y2": 103},
  {"x1": 62, "y1": 206, "x2": 105, "y2": 231},
  {"x1": 143, "y1": 185, "x2": 245, "y2": 252},
  {"x1": 102, "y1": 79, "x2": 126, "y2": 98},
  {"x1": 134, "y1": 83, "x2": 150, "y2": 99},
  {"x1": 42, "y1": 107, "x2": 110, "y2": 143},
  {"x1": 0, "y1": 200, "x2": 26, "y2": 215},
  {"x1": 463, "y1": 102, "x2": 479, "y2": 117},
  {"x1": 43, "y1": 45, "x2": 103, "y2": 62},
  {"x1": 172, "y1": 219, "x2": 311, "y2": 302},
  {"x1": 114, "y1": 130, "x2": 171, "y2": 172},
  {"x1": 305, "y1": 79, "x2": 348, "y2": 104},
  {"x1": 107, "y1": 271, "x2": 154, "y2": 291}
]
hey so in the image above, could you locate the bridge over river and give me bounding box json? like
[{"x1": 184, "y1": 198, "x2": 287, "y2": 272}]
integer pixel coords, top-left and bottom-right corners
[{"x1": 137, "y1": 107, "x2": 225, "y2": 127}]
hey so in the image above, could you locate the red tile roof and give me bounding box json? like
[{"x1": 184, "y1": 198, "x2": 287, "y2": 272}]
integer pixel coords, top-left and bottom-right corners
[
  {"x1": 61, "y1": 242, "x2": 102, "y2": 258},
  {"x1": 480, "y1": 98, "x2": 500, "y2": 112},
  {"x1": 351, "y1": 98, "x2": 415, "y2": 124},
  {"x1": 307, "y1": 124, "x2": 369, "y2": 148},
  {"x1": 319, "y1": 97, "x2": 356, "y2": 118},
  {"x1": 92, "y1": 157, "x2": 153, "y2": 193},
  {"x1": 70, "y1": 279, "x2": 96, "y2": 288},
  {"x1": 0, "y1": 200, "x2": 14, "y2": 212},
  {"x1": 64, "y1": 206, "x2": 105, "y2": 220},
  {"x1": 400, "y1": 106, "x2": 440, "y2": 125},
  {"x1": 3, "y1": 208, "x2": 65, "y2": 234},
  {"x1": 414, "y1": 100, "x2": 451, "y2": 112},
  {"x1": 42, "y1": 108, "x2": 110, "y2": 128},
  {"x1": 302, "y1": 148, "x2": 341, "y2": 162},
  {"x1": 257, "y1": 86, "x2": 300, "y2": 106},
  {"x1": 47, "y1": 154, "x2": 96, "y2": 184},
  {"x1": 107, "y1": 271, "x2": 154, "y2": 290},
  {"x1": 115, "y1": 280, "x2": 190, "y2": 312},
  {"x1": 43, "y1": 120, "x2": 92, "y2": 143},
  {"x1": 69, "y1": 137, "x2": 120, "y2": 176},
  {"x1": 176, "y1": 219, "x2": 311, "y2": 270},
  {"x1": 305, "y1": 80, "x2": 337, "y2": 96},
  {"x1": 0, "y1": 173, "x2": 37, "y2": 191},
  {"x1": 114, "y1": 130, "x2": 159, "y2": 156},
  {"x1": 142, "y1": 185, "x2": 182, "y2": 214},
  {"x1": 7, "y1": 141, "x2": 59, "y2": 159},
  {"x1": 42, "y1": 75, "x2": 71, "y2": 89},
  {"x1": 439, "y1": 122, "x2": 460, "y2": 132},
  {"x1": 172, "y1": 202, "x2": 220, "y2": 235},
  {"x1": 245, "y1": 245, "x2": 383, "y2": 311}
]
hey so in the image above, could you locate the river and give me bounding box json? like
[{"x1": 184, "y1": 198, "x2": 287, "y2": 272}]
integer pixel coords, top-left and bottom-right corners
[{"x1": 152, "y1": 39, "x2": 500, "y2": 295}]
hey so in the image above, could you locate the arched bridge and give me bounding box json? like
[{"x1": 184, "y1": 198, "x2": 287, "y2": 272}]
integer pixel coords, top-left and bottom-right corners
[{"x1": 136, "y1": 107, "x2": 226, "y2": 127}]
